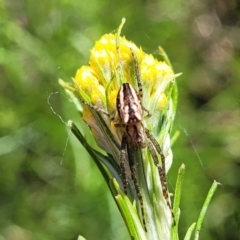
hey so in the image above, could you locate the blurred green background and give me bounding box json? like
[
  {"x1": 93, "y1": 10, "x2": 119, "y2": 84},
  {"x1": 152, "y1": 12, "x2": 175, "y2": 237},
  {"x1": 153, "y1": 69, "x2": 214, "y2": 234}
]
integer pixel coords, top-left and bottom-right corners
[{"x1": 0, "y1": 0, "x2": 239, "y2": 239}]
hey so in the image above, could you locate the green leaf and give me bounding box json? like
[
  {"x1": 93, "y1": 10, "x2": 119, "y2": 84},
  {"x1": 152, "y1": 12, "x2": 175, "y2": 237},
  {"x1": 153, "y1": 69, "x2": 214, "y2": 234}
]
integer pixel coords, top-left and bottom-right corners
[
  {"x1": 184, "y1": 222, "x2": 196, "y2": 240},
  {"x1": 173, "y1": 164, "x2": 185, "y2": 224},
  {"x1": 110, "y1": 179, "x2": 148, "y2": 240},
  {"x1": 77, "y1": 235, "x2": 87, "y2": 240},
  {"x1": 194, "y1": 180, "x2": 219, "y2": 240},
  {"x1": 171, "y1": 164, "x2": 185, "y2": 240},
  {"x1": 69, "y1": 121, "x2": 121, "y2": 185}
]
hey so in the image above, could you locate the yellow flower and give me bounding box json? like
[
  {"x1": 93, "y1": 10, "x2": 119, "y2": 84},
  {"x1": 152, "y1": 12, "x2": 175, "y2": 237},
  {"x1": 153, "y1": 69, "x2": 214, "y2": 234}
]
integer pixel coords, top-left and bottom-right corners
[{"x1": 73, "y1": 33, "x2": 175, "y2": 120}]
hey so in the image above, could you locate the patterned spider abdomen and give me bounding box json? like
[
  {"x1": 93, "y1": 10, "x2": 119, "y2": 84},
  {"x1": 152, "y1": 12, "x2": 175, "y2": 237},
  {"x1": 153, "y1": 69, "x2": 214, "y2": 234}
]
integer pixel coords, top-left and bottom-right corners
[{"x1": 116, "y1": 83, "x2": 142, "y2": 125}]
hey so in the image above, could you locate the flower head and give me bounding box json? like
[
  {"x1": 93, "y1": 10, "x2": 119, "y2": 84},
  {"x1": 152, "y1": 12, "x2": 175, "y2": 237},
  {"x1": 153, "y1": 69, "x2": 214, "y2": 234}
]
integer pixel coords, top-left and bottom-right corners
[{"x1": 73, "y1": 22, "x2": 177, "y2": 157}]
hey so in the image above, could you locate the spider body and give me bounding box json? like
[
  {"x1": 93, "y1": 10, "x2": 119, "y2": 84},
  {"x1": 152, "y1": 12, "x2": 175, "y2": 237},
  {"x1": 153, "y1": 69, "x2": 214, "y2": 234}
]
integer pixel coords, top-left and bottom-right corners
[
  {"x1": 115, "y1": 50, "x2": 175, "y2": 228},
  {"x1": 117, "y1": 83, "x2": 146, "y2": 148}
]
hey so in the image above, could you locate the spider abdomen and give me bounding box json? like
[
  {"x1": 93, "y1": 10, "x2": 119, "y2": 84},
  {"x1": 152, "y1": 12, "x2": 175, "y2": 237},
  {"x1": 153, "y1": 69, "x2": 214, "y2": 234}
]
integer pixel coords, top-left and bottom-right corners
[{"x1": 117, "y1": 83, "x2": 142, "y2": 125}]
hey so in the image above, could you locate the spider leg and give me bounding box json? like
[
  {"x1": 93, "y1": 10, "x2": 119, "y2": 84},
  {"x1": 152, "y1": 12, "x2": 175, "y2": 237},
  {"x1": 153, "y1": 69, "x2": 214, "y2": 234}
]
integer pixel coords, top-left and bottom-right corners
[
  {"x1": 120, "y1": 133, "x2": 128, "y2": 194},
  {"x1": 74, "y1": 84, "x2": 110, "y2": 117},
  {"x1": 145, "y1": 129, "x2": 176, "y2": 225},
  {"x1": 131, "y1": 49, "x2": 143, "y2": 101},
  {"x1": 131, "y1": 49, "x2": 152, "y2": 122},
  {"x1": 142, "y1": 106, "x2": 151, "y2": 119},
  {"x1": 127, "y1": 143, "x2": 147, "y2": 232}
]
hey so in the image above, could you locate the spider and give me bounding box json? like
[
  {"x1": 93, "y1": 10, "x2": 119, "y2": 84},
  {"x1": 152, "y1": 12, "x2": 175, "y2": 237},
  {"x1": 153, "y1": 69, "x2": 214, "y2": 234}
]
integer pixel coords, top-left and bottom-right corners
[
  {"x1": 116, "y1": 50, "x2": 175, "y2": 227},
  {"x1": 75, "y1": 48, "x2": 175, "y2": 231}
]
